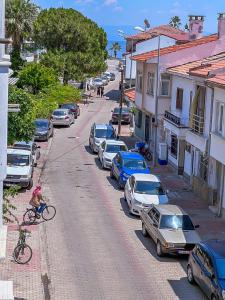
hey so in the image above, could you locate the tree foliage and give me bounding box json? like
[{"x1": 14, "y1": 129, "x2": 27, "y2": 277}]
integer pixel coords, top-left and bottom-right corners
[
  {"x1": 17, "y1": 62, "x2": 58, "y2": 94},
  {"x1": 3, "y1": 187, "x2": 19, "y2": 224},
  {"x1": 169, "y1": 16, "x2": 181, "y2": 29},
  {"x1": 110, "y1": 42, "x2": 121, "y2": 58},
  {"x1": 8, "y1": 86, "x2": 35, "y2": 144},
  {"x1": 33, "y1": 8, "x2": 107, "y2": 83}
]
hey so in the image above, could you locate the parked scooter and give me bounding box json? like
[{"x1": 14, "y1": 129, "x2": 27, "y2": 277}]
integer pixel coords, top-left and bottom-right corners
[{"x1": 131, "y1": 141, "x2": 152, "y2": 161}]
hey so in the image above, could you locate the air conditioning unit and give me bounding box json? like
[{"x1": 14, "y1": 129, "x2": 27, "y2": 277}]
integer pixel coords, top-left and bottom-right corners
[{"x1": 158, "y1": 143, "x2": 168, "y2": 165}]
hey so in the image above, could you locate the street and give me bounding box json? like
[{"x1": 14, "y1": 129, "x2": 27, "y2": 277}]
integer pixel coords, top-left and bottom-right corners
[{"x1": 41, "y1": 61, "x2": 206, "y2": 300}]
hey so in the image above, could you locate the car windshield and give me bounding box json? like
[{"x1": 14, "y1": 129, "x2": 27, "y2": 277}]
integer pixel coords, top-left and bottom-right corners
[
  {"x1": 106, "y1": 144, "x2": 127, "y2": 153},
  {"x1": 7, "y1": 154, "x2": 29, "y2": 166},
  {"x1": 160, "y1": 215, "x2": 195, "y2": 230},
  {"x1": 13, "y1": 143, "x2": 31, "y2": 151},
  {"x1": 123, "y1": 158, "x2": 147, "y2": 169},
  {"x1": 53, "y1": 111, "x2": 66, "y2": 116},
  {"x1": 94, "y1": 79, "x2": 101, "y2": 82},
  {"x1": 134, "y1": 181, "x2": 165, "y2": 195},
  {"x1": 114, "y1": 108, "x2": 129, "y2": 114},
  {"x1": 215, "y1": 259, "x2": 225, "y2": 279},
  {"x1": 95, "y1": 129, "x2": 115, "y2": 138},
  {"x1": 35, "y1": 120, "x2": 48, "y2": 128},
  {"x1": 61, "y1": 104, "x2": 74, "y2": 109}
]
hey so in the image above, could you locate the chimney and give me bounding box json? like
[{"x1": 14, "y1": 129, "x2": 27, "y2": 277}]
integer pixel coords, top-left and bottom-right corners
[
  {"x1": 189, "y1": 15, "x2": 204, "y2": 40},
  {"x1": 218, "y1": 13, "x2": 225, "y2": 39}
]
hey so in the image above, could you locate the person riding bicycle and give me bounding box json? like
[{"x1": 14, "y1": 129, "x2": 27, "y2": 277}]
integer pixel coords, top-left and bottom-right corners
[{"x1": 29, "y1": 185, "x2": 46, "y2": 215}]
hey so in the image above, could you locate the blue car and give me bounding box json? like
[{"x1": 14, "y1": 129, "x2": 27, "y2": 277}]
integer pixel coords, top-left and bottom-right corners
[
  {"x1": 110, "y1": 151, "x2": 150, "y2": 189},
  {"x1": 187, "y1": 240, "x2": 225, "y2": 300}
]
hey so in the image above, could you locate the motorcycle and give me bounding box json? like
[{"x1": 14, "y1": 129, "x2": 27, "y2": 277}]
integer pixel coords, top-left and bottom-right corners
[{"x1": 131, "y1": 141, "x2": 152, "y2": 161}]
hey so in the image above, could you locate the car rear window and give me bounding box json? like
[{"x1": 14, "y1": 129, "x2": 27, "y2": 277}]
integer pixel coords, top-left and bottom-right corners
[
  {"x1": 95, "y1": 129, "x2": 115, "y2": 139},
  {"x1": 53, "y1": 111, "x2": 66, "y2": 116}
]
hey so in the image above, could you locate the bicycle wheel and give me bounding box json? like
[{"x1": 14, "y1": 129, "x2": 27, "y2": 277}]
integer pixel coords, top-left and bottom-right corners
[
  {"x1": 13, "y1": 244, "x2": 32, "y2": 264},
  {"x1": 23, "y1": 209, "x2": 36, "y2": 225},
  {"x1": 42, "y1": 205, "x2": 56, "y2": 221}
]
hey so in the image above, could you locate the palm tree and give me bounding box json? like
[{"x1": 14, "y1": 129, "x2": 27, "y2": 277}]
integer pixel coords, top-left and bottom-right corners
[
  {"x1": 6, "y1": 0, "x2": 39, "y2": 51},
  {"x1": 169, "y1": 16, "x2": 181, "y2": 29},
  {"x1": 110, "y1": 42, "x2": 121, "y2": 58}
]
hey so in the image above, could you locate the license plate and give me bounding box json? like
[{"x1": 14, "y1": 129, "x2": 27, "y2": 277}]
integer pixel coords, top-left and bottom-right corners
[{"x1": 178, "y1": 250, "x2": 190, "y2": 254}]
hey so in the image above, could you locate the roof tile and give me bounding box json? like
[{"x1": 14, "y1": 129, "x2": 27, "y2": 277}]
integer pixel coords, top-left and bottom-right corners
[{"x1": 124, "y1": 88, "x2": 136, "y2": 102}]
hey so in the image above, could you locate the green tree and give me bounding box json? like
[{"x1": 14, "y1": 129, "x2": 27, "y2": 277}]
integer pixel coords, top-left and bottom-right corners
[
  {"x1": 8, "y1": 86, "x2": 35, "y2": 144},
  {"x1": 110, "y1": 42, "x2": 121, "y2": 58},
  {"x1": 169, "y1": 16, "x2": 181, "y2": 29},
  {"x1": 33, "y1": 8, "x2": 107, "y2": 84},
  {"x1": 6, "y1": 0, "x2": 39, "y2": 72},
  {"x1": 17, "y1": 62, "x2": 58, "y2": 94}
]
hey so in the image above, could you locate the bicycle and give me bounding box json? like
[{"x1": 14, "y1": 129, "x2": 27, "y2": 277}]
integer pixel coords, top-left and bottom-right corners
[
  {"x1": 13, "y1": 226, "x2": 32, "y2": 264},
  {"x1": 23, "y1": 201, "x2": 56, "y2": 225}
]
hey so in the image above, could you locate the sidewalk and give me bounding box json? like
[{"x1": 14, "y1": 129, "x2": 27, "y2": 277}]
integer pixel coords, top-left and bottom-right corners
[{"x1": 119, "y1": 125, "x2": 225, "y2": 241}]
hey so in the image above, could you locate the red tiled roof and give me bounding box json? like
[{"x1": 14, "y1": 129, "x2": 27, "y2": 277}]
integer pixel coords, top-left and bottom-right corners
[
  {"x1": 124, "y1": 88, "x2": 136, "y2": 102},
  {"x1": 189, "y1": 59, "x2": 225, "y2": 77},
  {"x1": 207, "y1": 74, "x2": 225, "y2": 87},
  {"x1": 126, "y1": 25, "x2": 189, "y2": 42},
  {"x1": 132, "y1": 34, "x2": 218, "y2": 62},
  {"x1": 167, "y1": 60, "x2": 203, "y2": 75}
]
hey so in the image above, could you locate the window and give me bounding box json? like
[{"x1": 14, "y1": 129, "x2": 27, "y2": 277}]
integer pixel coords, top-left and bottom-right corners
[
  {"x1": 199, "y1": 153, "x2": 208, "y2": 182},
  {"x1": 170, "y1": 134, "x2": 178, "y2": 158},
  {"x1": 176, "y1": 88, "x2": 183, "y2": 110},
  {"x1": 160, "y1": 74, "x2": 170, "y2": 96},
  {"x1": 147, "y1": 72, "x2": 154, "y2": 95},
  {"x1": 136, "y1": 110, "x2": 142, "y2": 128},
  {"x1": 137, "y1": 70, "x2": 143, "y2": 92},
  {"x1": 217, "y1": 103, "x2": 224, "y2": 135}
]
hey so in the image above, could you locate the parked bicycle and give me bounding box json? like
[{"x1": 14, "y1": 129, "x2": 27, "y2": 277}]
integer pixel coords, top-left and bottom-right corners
[
  {"x1": 13, "y1": 226, "x2": 32, "y2": 264},
  {"x1": 23, "y1": 200, "x2": 56, "y2": 225}
]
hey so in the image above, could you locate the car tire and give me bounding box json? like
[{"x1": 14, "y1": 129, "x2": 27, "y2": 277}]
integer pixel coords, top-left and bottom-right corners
[
  {"x1": 124, "y1": 192, "x2": 127, "y2": 201},
  {"x1": 156, "y1": 240, "x2": 164, "y2": 257},
  {"x1": 27, "y1": 179, "x2": 33, "y2": 190},
  {"x1": 110, "y1": 168, "x2": 114, "y2": 179},
  {"x1": 187, "y1": 265, "x2": 195, "y2": 284},
  {"x1": 142, "y1": 223, "x2": 148, "y2": 237}
]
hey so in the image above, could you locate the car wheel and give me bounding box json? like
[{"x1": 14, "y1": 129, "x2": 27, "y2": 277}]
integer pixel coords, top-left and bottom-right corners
[
  {"x1": 142, "y1": 223, "x2": 148, "y2": 237},
  {"x1": 124, "y1": 192, "x2": 127, "y2": 201},
  {"x1": 187, "y1": 265, "x2": 195, "y2": 284},
  {"x1": 27, "y1": 179, "x2": 33, "y2": 190},
  {"x1": 110, "y1": 168, "x2": 114, "y2": 179},
  {"x1": 156, "y1": 240, "x2": 164, "y2": 257}
]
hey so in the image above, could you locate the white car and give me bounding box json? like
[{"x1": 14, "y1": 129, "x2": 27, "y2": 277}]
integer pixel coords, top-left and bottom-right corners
[
  {"x1": 93, "y1": 78, "x2": 103, "y2": 87},
  {"x1": 4, "y1": 148, "x2": 34, "y2": 189},
  {"x1": 124, "y1": 174, "x2": 168, "y2": 215},
  {"x1": 98, "y1": 140, "x2": 128, "y2": 169},
  {"x1": 51, "y1": 109, "x2": 74, "y2": 127}
]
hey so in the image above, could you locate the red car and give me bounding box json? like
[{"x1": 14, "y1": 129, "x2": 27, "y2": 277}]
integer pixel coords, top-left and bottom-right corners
[
  {"x1": 59, "y1": 103, "x2": 80, "y2": 118},
  {"x1": 111, "y1": 107, "x2": 131, "y2": 124}
]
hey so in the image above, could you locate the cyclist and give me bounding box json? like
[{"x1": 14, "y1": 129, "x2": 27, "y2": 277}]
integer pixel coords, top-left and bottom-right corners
[{"x1": 29, "y1": 185, "x2": 46, "y2": 215}]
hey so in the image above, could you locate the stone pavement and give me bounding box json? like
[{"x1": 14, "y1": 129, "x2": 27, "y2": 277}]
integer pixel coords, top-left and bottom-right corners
[{"x1": 119, "y1": 124, "x2": 225, "y2": 242}]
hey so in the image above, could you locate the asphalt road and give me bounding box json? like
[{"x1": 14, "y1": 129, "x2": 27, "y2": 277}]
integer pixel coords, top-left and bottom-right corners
[{"x1": 42, "y1": 60, "x2": 206, "y2": 300}]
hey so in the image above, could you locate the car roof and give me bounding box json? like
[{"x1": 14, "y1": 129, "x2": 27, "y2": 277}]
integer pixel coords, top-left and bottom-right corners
[
  {"x1": 105, "y1": 139, "x2": 126, "y2": 145},
  {"x1": 94, "y1": 124, "x2": 114, "y2": 130},
  {"x1": 53, "y1": 109, "x2": 69, "y2": 113},
  {"x1": 7, "y1": 148, "x2": 31, "y2": 155},
  {"x1": 13, "y1": 141, "x2": 33, "y2": 147},
  {"x1": 119, "y1": 151, "x2": 144, "y2": 160},
  {"x1": 132, "y1": 174, "x2": 160, "y2": 182},
  {"x1": 200, "y1": 240, "x2": 225, "y2": 259},
  {"x1": 152, "y1": 204, "x2": 187, "y2": 216}
]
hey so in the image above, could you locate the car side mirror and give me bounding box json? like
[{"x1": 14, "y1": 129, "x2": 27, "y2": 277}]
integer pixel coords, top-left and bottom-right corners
[{"x1": 195, "y1": 225, "x2": 200, "y2": 229}]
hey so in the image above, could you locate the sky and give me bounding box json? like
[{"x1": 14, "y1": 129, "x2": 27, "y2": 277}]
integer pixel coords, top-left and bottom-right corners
[{"x1": 34, "y1": 0, "x2": 225, "y2": 40}]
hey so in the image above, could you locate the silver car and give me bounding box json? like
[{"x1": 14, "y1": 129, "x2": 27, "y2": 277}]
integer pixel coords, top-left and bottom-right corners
[
  {"x1": 141, "y1": 204, "x2": 201, "y2": 257},
  {"x1": 51, "y1": 109, "x2": 74, "y2": 127}
]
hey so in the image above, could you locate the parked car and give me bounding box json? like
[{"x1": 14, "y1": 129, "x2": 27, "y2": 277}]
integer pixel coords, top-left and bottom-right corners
[
  {"x1": 34, "y1": 119, "x2": 54, "y2": 142},
  {"x1": 89, "y1": 123, "x2": 116, "y2": 153},
  {"x1": 111, "y1": 107, "x2": 131, "y2": 124},
  {"x1": 13, "y1": 141, "x2": 40, "y2": 167},
  {"x1": 98, "y1": 139, "x2": 128, "y2": 169},
  {"x1": 110, "y1": 151, "x2": 150, "y2": 189},
  {"x1": 59, "y1": 103, "x2": 80, "y2": 118},
  {"x1": 187, "y1": 240, "x2": 225, "y2": 300},
  {"x1": 141, "y1": 204, "x2": 201, "y2": 257},
  {"x1": 124, "y1": 174, "x2": 168, "y2": 215},
  {"x1": 104, "y1": 72, "x2": 115, "y2": 81},
  {"x1": 100, "y1": 75, "x2": 108, "y2": 86},
  {"x1": 51, "y1": 109, "x2": 74, "y2": 127},
  {"x1": 4, "y1": 148, "x2": 34, "y2": 189},
  {"x1": 93, "y1": 78, "x2": 103, "y2": 87}
]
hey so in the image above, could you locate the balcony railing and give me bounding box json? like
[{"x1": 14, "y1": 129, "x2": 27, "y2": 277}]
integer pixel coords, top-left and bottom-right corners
[
  {"x1": 164, "y1": 110, "x2": 189, "y2": 128},
  {"x1": 190, "y1": 113, "x2": 204, "y2": 135}
]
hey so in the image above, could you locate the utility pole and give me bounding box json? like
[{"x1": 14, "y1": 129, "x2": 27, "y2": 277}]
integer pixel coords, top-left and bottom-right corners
[
  {"x1": 129, "y1": 39, "x2": 134, "y2": 88},
  {"x1": 153, "y1": 35, "x2": 161, "y2": 167},
  {"x1": 118, "y1": 65, "x2": 124, "y2": 136}
]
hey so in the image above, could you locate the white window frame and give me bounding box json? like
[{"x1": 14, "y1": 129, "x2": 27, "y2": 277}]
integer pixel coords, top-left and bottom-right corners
[
  {"x1": 160, "y1": 74, "x2": 171, "y2": 97},
  {"x1": 217, "y1": 102, "x2": 225, "y2": 136},
  {"x1": 136, "y1": 70, "x2": 143, "y2": 92},
  {"x1": 147, "y1": 72, "x2": 154, "y2": 95}
]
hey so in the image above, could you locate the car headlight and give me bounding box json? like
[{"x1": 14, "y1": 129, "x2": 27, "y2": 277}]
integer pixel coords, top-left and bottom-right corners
[
  {"x1": 222, "y1": 290, "x2": 225, "y2": 300},
  {"x1": 104, "y1": 158, "x2": 111, "y2": 162},
  {"x1": 164, "y1": 242, "x2": 175, "y2": 248}
]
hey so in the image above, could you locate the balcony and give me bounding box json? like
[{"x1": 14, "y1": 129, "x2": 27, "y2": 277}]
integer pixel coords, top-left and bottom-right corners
[
  {"x1": 190, "y1": 114, "x2": 204, "y2": 135},
  {"x1": 164, "y1": 110, "x2": 188, "y2": 128}
]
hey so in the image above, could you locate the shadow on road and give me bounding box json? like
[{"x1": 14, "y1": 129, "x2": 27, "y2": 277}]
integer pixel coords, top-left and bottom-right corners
[
  {"x1": 106, "y1": 175, "x2": 121, "y2": 191},
  {"x1": 105, "y1": 89, "x2": 120, "y2": 102},
  {"x1": 84, "y1": 145, "x2": 95, "y2": 155},
  {"x1": 119, "y1": 197, "x2": 139, "y2": 219}
]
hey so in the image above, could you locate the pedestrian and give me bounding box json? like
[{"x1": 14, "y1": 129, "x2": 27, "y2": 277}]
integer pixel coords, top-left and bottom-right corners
[
  {"x1": 100, "y1": 86, "x2": 104, "y2": 98},
  {"x1": 29, "y1": 185, "x2": 46, "y2": 216},
  {"x1": 97, "y1": 86, "x2": 100, "y2": 97}
]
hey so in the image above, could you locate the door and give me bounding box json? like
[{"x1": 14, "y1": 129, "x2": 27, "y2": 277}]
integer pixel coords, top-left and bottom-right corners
[
  {"x1": 146, "y1": 208, "x2": 159, "y2": 241},
  {"x1": 126, "y1": 176, "x2": 135, "y2": 208},
  {"x1": 145, "y1": 115, "x2": 150, "y2": 142},
  {"x1": 113, "y1": 154, "x2": 121, "y2": 179},
  {"x1": 201, "y1": 252, "x2": 214, "y2": 296},
  {"x1": 99, "y1": 141, "x2": 106, "y2": 163},
  {"x1": 193, "y1": 245, "x2": 206, "y2": 286}
]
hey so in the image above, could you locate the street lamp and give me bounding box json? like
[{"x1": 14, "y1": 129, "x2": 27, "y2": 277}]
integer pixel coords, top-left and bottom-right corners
[
  {"x1": 118, "y1": 64, "x2": 124, "y2": 137},
  {"x1": 134, "y1": 26, "x2": 145, "y2": 32}
]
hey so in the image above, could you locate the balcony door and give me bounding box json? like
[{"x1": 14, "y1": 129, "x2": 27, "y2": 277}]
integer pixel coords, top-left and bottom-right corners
[{"x1": 145, "y1": 115, "x2": 150, "y2": 142}]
